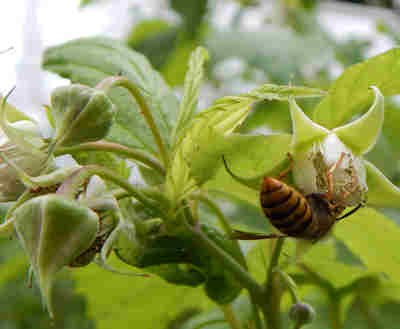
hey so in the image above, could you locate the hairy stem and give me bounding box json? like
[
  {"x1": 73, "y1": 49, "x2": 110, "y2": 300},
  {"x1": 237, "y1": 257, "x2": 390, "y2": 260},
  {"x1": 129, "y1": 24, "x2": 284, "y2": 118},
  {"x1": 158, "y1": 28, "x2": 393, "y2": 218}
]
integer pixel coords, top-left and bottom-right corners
[
  {"x1": 55, "y1": 141, "x2": 165, "y2": 175},
  {"x1": 97, "y1": 76, "x2": 170, "y2": 168}
]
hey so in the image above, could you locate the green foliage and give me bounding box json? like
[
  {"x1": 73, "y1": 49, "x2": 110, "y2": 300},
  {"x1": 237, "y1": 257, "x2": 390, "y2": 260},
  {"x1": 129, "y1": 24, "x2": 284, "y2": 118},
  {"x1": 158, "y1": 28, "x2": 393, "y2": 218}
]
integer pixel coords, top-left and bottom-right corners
[
  {"x1": 0, "y1": 255, "x2": 95, "y2": 329},
  {"x1": 4, "y1": 3, "x2": 400, "y2": 328},
  {"x1": 314, "y1": 48, "x2": 400, "y2": 129}
]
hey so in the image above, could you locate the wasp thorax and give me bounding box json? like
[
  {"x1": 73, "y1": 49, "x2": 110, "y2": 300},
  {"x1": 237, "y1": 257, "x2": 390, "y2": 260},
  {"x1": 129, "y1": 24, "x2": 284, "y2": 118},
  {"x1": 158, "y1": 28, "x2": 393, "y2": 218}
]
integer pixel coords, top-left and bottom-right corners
[{"x1": 292, "y1": 133, "x2": 367, "y2": 208}]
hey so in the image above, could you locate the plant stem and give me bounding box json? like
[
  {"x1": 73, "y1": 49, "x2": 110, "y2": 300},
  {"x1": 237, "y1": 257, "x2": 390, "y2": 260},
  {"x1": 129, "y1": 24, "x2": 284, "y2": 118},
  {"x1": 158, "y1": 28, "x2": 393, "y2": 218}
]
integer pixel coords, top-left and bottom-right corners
[
  {"x1": 262, "y1": 238, "x2": 285, "y2": 329},
  {"x1": 80, "y1": 165, "x2": 158, "y2": 211},
  {"x1": 221, "y1": 304, "x2": 243, "y2": 329},
  {"x1": 299, "y1": 264, "x2": 341, "y2": 329},
  {"x1": 194, "y1": 194, "x2": 246, "y2": 265},
  {"x1": 97, "y1": 76, "x2": 170, "y2": 168},
  {"x1": 184, "y1": 219, "x2": 263, "y2": 299},
  {"x1": 55, "y1": 141, "x2": 165, "y2": 175}
]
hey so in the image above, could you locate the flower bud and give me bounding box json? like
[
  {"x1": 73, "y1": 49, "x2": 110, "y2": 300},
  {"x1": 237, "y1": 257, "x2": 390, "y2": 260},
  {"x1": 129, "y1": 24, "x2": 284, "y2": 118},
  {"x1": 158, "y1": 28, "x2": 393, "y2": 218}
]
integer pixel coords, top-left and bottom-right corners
[
  {"x1": 13, "y1": 195, "x2": 99, "y2": 317},
  {"x1": 289, "y1": 302, "x2": 315, "y2": 327},
  {"x1": 49, "y1": 84, "x2": 116, "y2": 148}
]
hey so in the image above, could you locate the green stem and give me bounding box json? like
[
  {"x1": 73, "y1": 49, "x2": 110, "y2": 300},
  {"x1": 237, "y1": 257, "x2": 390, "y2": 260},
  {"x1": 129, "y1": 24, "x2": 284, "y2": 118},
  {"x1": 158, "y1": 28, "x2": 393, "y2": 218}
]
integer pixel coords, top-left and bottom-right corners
[
  {"x1": 221, "y1": 304, "x2": 243, "y2": 329},
  {"x1": 277, "y1": 270, "x2": 300, "y2": 304},
  {"x1": 194, "y1": 194, "x2": 246, "y2": 266},
  {"x1": 184, "y1": 219, "x2": 263, "y2": 299},
  {"x1": 55, "y1": 141, "x2": 165, "y2": 176},
  {"x1": 97, "y1": 76, "x2": 169, "y2": 168},
  {"x1": 262, "y1": 238, "x2": 285, "y2": 329},
  {"x1": 299, "y1": 264, "x2": 341, "y2": 329},
  {"x1": 75, "y1": 165, "x2": 158, "y2": 211}
]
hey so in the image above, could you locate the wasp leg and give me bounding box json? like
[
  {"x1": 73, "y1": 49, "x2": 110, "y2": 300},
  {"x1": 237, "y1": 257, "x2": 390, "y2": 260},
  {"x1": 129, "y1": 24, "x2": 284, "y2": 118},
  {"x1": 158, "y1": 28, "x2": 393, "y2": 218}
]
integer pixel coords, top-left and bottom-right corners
[
  {"x1": 278, "y1": 152, "x2": 294, "y2": 180},
  {"x1": 230, "y1": 229, "x2": 287, "y2": 240},
  {"x1": 324, "y1": 152, "x2": 346, "y2": 202}
]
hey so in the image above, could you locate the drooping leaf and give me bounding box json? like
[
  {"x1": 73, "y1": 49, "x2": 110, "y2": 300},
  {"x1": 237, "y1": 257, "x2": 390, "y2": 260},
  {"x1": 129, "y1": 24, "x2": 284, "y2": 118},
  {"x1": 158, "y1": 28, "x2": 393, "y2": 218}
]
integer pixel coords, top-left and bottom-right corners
[
  {"x1": 42, "y1": 37, "x2": 179, "y2": 155},
  {"x1": 314, "y1": 48, "x2": 400, "y2": 129}
]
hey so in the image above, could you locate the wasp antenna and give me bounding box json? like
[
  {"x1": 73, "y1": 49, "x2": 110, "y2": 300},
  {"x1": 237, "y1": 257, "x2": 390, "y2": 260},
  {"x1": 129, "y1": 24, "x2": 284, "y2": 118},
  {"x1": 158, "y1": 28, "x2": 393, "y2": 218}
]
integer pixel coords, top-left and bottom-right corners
[{"x1": 336, "y1": 202, "x2": 364, "y2": 221}]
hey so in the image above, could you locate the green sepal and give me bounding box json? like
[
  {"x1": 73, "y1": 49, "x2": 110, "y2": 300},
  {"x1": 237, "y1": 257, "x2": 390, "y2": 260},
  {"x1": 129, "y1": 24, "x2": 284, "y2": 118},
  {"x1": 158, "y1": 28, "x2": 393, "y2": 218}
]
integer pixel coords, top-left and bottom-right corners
[
  {"x1": 49, "y1": 84, "x2": 116, "y2": 149},
  {"x1": 13, "y1": 195, "x2": 99, "y2": 317},
  {"x1": 364, "y1": 159, "x2": 400, "y2": 208},
  {"x1": 333, "y1": 87, "x2": 384, "y2": 156},
  {"x1": 289, "y1": 98, "x2": 329, "y2": 151}
]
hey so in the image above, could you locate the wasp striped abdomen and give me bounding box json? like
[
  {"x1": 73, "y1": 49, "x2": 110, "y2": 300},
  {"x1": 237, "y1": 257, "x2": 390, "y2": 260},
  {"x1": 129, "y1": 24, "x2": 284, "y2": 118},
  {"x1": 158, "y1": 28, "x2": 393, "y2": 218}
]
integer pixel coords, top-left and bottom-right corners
[{"x1": 260, "y1": 177, "x2": 320, "y2": 239}]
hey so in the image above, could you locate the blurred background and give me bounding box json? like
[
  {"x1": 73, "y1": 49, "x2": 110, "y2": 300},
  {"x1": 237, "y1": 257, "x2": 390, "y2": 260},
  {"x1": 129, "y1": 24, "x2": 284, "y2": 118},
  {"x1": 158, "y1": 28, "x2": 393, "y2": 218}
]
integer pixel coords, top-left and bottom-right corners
[{"x1": 1, "y1": 0, "x2": 400, "y2": 328}]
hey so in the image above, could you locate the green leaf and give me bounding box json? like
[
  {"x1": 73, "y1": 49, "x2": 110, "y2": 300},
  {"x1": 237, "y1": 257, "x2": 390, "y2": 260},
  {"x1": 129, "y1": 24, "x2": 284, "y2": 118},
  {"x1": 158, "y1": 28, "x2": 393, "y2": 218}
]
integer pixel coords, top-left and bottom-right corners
[
  {"x1": 207, "y1": 134, "x2": 292, "y2": 204},
  {"x1": 314, "y1": 48, "x2": 400, "y2": 129},
  {"x1": 72, "y1": 257, "x2": 214, "y2": 329},
  {"x1": 171, "y1": 47, "x2": 209, "y2": 147},
  {"x1": 42, "y1": 37, "x2": 179, "y2": 155},
  {"x1": 126, "y1": 19, "x2": 179, "y2": 70},
  {"x1": 170, "y1": 0, "x2": 208, "y2": 38},
  {"x1": 206, "y1": 28, "x2": 333, "y2": 84},
  {"x1": 333, "y1": 87, "x2": 384, "y2": 155},
  {"x1": 199, "y1": 190, "x2": 270, "y2": 233},
  {"x1": 334, "y1": 207, "x2": 400, "y2": 285},
  {"x1": 181, "y1": 295, "x2": 253, "y2": 329},
  {"x1": 247, "y1": 84, "x2": 326, "y2": 100},
  {"x1": 343, "y1": 299, "x2": 400, "y2": 329},
  {"x1": 364, "y1": 159, "x2": 400, "y2": 208}
]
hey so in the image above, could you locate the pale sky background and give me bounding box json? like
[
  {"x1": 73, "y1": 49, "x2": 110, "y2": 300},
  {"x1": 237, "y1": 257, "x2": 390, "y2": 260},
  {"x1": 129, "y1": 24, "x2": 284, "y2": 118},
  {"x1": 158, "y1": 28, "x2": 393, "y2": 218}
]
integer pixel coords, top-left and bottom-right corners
[{"x1": 0, "y1": 0, "x2": 398, "y2": 125}]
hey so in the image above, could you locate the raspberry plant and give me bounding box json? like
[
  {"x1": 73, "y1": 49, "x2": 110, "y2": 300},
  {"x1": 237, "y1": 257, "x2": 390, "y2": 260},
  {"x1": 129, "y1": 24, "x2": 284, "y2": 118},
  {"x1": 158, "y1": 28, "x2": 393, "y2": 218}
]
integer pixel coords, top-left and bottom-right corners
[{"x1": 1, "y1": 38, "x2": 400, "y2": 329}]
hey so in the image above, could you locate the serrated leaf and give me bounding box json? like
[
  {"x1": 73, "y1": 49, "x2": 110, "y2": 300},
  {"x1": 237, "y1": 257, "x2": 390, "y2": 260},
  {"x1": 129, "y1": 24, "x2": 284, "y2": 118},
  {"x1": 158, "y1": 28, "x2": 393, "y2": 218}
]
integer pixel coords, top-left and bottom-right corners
[
  {"x1": 314, "y1": 48, "x2": 400, "y2": 129},
  {"x1": 42, "y1": 37, "x2": 179, "y2": 156},
  {"x1": 333, "y1": 86, "x2": 384, "y2": 155},
  {"x1": 172, "y1": 47, "x2": 209, "y2": 147}
]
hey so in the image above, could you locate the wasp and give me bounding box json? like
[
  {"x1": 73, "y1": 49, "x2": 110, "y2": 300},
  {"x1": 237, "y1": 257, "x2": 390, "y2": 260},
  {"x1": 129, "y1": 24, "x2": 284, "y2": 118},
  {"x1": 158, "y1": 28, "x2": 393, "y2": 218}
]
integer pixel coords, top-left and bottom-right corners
[{"x1": 222, "y1": 154, "x2": 363, "y2": 241}]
